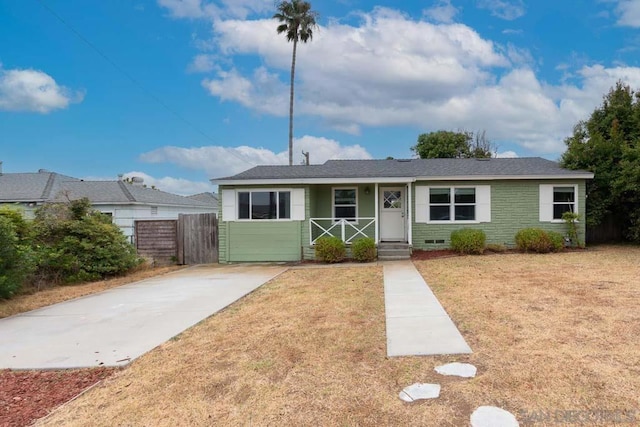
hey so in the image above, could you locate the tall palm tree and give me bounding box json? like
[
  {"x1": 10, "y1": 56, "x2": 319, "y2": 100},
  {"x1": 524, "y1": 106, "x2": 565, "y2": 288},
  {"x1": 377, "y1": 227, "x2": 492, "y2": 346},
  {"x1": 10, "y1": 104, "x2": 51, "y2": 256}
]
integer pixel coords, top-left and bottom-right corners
[{"x1": 274, "y1": 0, "x2": 318, "y2": 166}]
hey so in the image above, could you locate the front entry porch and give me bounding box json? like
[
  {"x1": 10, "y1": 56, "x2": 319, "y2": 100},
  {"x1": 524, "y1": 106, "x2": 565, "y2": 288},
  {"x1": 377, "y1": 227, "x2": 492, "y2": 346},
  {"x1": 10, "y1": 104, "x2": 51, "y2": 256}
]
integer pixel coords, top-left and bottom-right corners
[{"x1": 307, "y1": 182, "x2": 412, "y2": 252}]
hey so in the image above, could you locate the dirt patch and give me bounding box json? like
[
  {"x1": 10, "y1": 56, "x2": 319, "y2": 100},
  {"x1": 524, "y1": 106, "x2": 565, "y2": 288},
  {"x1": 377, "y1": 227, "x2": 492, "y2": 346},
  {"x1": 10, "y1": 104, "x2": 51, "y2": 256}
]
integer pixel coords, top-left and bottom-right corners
[
  {"x1": 411, "y1": 249, "x2": 460, "y2": 260},
  {"x1": 0, "y1": 368, "x2": 114, "y2": 427}
]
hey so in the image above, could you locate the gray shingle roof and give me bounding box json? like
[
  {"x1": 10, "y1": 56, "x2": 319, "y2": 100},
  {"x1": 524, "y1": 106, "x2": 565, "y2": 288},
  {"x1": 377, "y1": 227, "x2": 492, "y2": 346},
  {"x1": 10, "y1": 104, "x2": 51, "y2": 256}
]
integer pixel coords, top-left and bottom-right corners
[
  {"x1": 215, "y1": 158, "x2": 593, "y2": 181},
  {"x1": 53, "y1": 181, "x2": 213, "y2": 207},
  {"x1": 187, "y1": 192, "x2": 219, "y2": 207},
  {"x1": 0, "y1": 171, "x2": 79, "y2": 202},
  {"x1": 1, "y1": 171, "x2": 211, "y2": 207}
]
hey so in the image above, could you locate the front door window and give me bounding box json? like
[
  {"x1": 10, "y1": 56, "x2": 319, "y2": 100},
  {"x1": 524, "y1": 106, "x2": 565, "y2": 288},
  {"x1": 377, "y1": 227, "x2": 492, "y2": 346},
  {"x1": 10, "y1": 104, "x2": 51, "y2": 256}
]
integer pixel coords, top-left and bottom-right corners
[{"x1": 383, "y1": 190, "x2": 402, "y2": 209}]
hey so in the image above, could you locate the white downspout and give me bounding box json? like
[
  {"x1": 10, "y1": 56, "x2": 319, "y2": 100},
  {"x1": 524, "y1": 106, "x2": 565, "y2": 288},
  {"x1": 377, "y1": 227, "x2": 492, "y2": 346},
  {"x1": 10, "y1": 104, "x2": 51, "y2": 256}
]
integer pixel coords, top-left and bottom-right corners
[
  {"x1": 374, "y1": 182, "x2": 379, "y2": 244},
  {"x1": 407, "y1": 182, "x2": 412, "y2": 245}
]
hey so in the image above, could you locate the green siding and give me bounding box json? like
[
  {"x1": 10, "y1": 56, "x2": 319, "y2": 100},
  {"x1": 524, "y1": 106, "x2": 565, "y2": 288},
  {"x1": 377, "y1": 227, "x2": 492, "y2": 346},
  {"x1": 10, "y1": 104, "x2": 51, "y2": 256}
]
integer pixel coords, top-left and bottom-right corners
[
  {"x1": 228, "y1": 221, "x2": 301, "y2": 262},
  {"x1": 412, "y1": 180, "x2": 587, "y2": 250},
  {"x1": 221, "y1": 179, "x2": 589, "y2": 262}
]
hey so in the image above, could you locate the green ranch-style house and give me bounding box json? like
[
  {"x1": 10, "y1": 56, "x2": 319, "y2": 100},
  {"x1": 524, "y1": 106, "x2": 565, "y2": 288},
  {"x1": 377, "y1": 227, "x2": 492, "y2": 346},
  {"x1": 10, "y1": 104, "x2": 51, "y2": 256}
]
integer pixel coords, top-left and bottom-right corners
[{"x1": 212, "y1": 158, "x2": 594, "y2": 263}]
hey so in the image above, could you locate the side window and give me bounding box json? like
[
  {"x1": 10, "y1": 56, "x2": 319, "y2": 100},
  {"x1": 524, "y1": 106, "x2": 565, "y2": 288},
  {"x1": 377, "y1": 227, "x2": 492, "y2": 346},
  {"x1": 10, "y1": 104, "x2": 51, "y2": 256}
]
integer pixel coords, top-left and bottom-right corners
[
  {"x1": 553, "y1": 187, "x2": 575, "y2": 219},
  {"x1": 540, "y1": 184, "x2": 577, "y2": 222}
]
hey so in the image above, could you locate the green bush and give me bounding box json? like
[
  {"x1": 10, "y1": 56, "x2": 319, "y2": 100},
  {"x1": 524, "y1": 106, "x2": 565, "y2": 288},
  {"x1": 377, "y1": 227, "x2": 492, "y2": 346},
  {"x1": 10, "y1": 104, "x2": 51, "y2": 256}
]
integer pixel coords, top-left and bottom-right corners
[
  {"x1": 351, "y1": 238, "x2": 376, "y2": 262},
  {"x1": 515, "y1": 228, "x2": 564, "y2": 253},
  {"x1": 450, "y1": 228, "x2": 486, "y2": 254},
  {"x1": 33, "y1": 199, "x2": 141, "y2": 284},
  {"x1": 0, "y1": 216, "x2": 33, "y2": 299},
  {"x1": 314, "y1": 236, "x2": 346, "y2": 263}
]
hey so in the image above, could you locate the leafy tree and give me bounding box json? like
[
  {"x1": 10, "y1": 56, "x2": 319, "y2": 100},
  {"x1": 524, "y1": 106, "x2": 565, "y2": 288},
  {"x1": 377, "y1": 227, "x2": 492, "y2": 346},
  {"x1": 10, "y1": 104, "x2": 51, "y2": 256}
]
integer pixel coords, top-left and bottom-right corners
[
  {"x1": 412, "y1": 130, "x2": 495, "y2": 158},
  {"x1": 274, "y1": 0, "x2": 318, "y2": 166},
  {"x1": 561, "y1": 81, "x2": 640, "y2": 242}
]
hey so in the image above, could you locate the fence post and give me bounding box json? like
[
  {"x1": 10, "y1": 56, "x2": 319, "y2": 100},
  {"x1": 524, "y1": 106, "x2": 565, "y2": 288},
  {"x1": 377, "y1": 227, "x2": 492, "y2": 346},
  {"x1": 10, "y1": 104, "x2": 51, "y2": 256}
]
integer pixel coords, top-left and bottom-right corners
[{"x1": 341, "y1": 219, "x2": 346, "y2": 241}]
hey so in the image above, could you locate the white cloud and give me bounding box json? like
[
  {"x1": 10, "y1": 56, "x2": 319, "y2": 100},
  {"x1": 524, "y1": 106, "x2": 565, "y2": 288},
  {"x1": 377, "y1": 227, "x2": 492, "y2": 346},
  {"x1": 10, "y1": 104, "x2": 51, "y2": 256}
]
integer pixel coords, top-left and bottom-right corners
[
  {"x1": 157, "y1": 0, "x2": 213, "y2": 19},
  {"x1": 477, "y1": 0, "x2": 525, "y2": 20},
  {"x1": 202, "y1": 66, "x2": 288, "y2": 114},
  {"x1": 423, "y1": 0, "x2": 459, "y2": 24},
  {"x1": 187, "y1": 54, "x2": 217, "y2": 73},
  {"x1": 121, "y1": 172, "x2": 213, "y2": 195},
  {"x1": 616, "y1": 0, "x2": 640, "y2": 27},
  {"x1": 496, "y1": 150, "x2": 519, "y2": 158},
  {"x1": 157, "y1": 0, "x2": 270, "y2": 20},
  {"x1": 204, "y1": 9, "x2": 509, "y2": 130},
  {"x1": 0, "y1": 67, "x2": 83, "y2": 113},
  {"x1": 139, "y1": 135, "x2": 373, "y2": 178},
  {"x1": 502, "y1": 28, "x2": 523, "y2": 35},
  {"x1": 165, "y1": 6, "x2": 640, "y2": 156}
]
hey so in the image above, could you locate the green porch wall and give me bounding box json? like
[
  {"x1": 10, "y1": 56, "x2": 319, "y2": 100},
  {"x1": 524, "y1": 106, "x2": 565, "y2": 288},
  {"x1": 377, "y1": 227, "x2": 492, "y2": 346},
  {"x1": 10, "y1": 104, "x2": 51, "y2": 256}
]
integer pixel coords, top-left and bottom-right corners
[{"x1": 411, "y1": 179, "x2": 587, "y2": 250}]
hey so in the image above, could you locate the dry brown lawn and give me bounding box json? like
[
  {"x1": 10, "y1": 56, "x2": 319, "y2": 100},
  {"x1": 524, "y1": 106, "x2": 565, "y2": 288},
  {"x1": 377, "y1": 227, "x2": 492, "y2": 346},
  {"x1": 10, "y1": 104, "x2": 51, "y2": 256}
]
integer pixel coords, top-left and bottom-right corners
[
  {"x1": 0, "y1": 265, "x2": 184, "y2": 319},
  {"x1": 39, "y1": 246, "x2": 640, "y2": 426}
]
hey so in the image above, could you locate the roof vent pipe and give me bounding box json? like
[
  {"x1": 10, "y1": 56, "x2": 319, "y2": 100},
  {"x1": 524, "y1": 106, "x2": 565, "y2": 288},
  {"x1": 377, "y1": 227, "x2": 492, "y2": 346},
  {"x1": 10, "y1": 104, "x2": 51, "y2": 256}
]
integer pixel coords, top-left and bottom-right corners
[{"x1": 0, "y1": 161, "x2": 3, "y2": 175}]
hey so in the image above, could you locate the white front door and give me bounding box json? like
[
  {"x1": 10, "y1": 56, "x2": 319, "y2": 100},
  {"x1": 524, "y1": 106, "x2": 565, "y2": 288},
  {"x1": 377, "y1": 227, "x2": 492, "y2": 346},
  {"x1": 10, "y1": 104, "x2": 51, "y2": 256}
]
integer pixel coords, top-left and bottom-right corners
[{"x1": 380, "y1": 187, "x2": 405, "y2": 241}]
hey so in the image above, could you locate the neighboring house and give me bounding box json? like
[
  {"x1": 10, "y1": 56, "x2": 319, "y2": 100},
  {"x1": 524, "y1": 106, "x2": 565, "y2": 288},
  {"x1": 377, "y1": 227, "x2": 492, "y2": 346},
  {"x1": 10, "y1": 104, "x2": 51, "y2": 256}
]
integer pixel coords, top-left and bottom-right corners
[
  {"x1": 52, "y1": 180, "x2": 216, "y2": 240},
  {"x1": 0, "y1": 169, "x2": 216, "y2": 241},
  {"x1": 187, "y1": 192, "x2": 219, "y2": 214},
  {"x1": 212, "y1": 157, "x2": 594, "y2": 263},
  {"x1": 0, "y1": 169, "x2": 80, "y2": 218}
]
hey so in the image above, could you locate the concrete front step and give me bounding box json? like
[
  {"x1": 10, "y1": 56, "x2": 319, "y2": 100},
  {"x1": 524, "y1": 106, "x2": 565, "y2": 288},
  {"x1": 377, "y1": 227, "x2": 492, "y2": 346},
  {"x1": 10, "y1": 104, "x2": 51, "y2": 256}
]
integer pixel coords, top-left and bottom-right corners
[
  {"x1": 378, "y1": 242, "x2": 411, "y2": 260},
  {"x1": 378, "y1": 242, "x2": 411, "y2": 250},
  {"x1": 379, "y1": 255, "x2": 411, "y2": 261}
]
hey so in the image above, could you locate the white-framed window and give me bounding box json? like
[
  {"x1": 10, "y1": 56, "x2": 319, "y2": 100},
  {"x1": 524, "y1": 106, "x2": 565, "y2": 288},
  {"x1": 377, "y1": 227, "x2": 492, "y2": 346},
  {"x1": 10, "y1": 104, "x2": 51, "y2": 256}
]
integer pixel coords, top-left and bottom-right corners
[
  {"x1": 429, "y1": 187, "x2": 477, "y2": 221},
  {"x1": 539, "y1": 184, "x2": 578, "y2": 222},
  {"x1": 221, "y1": 188, "x2": 305, "y2": 222},
  {"x1": 553, "y1": 187, "x2": 576, "y2": 219},
  {"x1": 415, "y1": 185, "x2": 491, "y2": 223},
  {"x1": 332, "y1": 187, "x2": 357, "y2": 221},
  {"x1": 237, "y1": 190, "x2": 291, "y2": 220},
  {"x1": 150, "y1": 206, "x2": 158, "y2": 215}
]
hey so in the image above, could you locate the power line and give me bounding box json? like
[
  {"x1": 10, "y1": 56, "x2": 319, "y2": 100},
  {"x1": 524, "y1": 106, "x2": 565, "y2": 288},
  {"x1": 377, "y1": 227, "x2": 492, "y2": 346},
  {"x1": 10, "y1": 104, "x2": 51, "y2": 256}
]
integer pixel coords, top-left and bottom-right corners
[{"x1": 35, "y1": 0, "x2": 254, "y2": 167}]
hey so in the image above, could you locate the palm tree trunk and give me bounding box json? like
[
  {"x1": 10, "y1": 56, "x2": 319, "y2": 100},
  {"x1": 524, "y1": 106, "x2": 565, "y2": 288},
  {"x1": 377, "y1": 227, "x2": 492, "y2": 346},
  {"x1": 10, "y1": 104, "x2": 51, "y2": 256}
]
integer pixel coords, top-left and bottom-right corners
[{"x1": 288, "y1": 38, "x2": 297, "y2": 166}]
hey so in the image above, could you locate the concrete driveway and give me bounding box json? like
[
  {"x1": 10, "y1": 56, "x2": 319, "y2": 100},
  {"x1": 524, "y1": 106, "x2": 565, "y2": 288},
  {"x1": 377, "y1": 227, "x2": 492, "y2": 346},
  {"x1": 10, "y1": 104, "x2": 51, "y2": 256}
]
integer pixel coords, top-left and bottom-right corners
[{"x1": 0, "y1": 264, "x2": 286, "y2": 370}]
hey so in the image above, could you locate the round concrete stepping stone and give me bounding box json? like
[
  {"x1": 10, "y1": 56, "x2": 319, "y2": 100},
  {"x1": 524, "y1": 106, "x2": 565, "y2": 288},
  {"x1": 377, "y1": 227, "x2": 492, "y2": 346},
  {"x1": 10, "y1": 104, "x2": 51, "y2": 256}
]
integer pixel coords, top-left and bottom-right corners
[
  {"x1": 434, "y1": 362, "x2": 477, "y2": 378},
  {"x1": 398, "y1": 383, "x2": 441, "y2": 402},
  {"x1": 470, "y1": 406, "x2": 519, "y2": 427}
]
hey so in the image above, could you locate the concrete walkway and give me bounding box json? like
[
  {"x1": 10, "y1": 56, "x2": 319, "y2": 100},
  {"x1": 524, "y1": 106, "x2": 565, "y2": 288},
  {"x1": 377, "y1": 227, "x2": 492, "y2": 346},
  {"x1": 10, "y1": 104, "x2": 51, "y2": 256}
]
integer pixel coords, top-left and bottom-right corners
[
  {"x1": 0, "y1": 264, "x2": 286, "y2": 370},
  {"x1": 383, "y1": 260, "x2": 472, "y2": 357}
]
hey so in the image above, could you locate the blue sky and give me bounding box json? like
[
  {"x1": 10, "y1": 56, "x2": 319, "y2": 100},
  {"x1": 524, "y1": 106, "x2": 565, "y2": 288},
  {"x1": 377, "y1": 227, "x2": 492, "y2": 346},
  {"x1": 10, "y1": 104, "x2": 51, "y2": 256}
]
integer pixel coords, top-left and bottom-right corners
[{"x1": 1, "y1": 0, "x2": 639, "y2": 194}]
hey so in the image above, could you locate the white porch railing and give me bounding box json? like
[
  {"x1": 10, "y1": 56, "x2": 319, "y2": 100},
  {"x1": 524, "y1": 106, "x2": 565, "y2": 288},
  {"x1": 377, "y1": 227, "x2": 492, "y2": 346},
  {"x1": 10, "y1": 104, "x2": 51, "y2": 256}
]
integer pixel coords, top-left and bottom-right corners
[{"x1": 309, "y1": 217, "x2": 376, "y2": 245}]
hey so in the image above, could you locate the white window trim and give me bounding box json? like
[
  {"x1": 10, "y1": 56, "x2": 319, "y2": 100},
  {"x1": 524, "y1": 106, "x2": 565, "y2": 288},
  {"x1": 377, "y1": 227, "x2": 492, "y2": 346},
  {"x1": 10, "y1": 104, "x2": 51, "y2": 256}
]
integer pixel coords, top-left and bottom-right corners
[
  {"x1": 551, "y1": 185, "x2": 579, "y2": 223},
  {"x1": 332, "y1": 186, "x2": 358, "y2": 223},
  {"x1": 427, "y1": 186, "x2": 479, "y2": 224},
  {"x1": 236, "y1": 189, "x2": 294, "y2": 222}
]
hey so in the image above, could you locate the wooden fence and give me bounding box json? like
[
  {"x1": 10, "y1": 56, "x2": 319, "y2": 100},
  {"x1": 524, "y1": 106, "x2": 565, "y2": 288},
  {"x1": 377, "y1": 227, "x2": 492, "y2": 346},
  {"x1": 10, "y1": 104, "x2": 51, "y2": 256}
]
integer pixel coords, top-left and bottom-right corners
[
  {"x1": 177, "y1": 213, "x2": 219, "y2": 264},
  {"x1": 135, "y1": 213, "x2": 218, "y2": 265},
  {"x1": 586, "y1": 215, "x2": 625, "y2": 244},
  {"x1": 135, "y1": 220, "x2": 178, "y2": 265}
]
